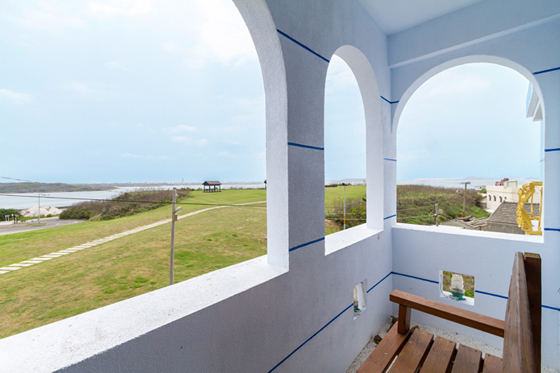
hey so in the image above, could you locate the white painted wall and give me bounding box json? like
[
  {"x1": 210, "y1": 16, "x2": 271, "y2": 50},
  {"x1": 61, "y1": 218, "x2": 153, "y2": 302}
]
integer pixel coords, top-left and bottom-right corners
[
  {"x1": 1, "y1": 1, "x2": 559, "y2": 372},
  {"x1": 486, "y1": 185, "x2": 543, "y2": 211},
  {"x1": 390, "y1": 2, "x2": 560, "y2": 369}
]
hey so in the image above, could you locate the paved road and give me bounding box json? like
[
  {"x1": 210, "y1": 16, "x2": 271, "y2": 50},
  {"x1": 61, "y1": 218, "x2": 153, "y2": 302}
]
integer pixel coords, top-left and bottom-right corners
[{"x1": 0, "y1": 217, "x2": 85, "y2": 236}]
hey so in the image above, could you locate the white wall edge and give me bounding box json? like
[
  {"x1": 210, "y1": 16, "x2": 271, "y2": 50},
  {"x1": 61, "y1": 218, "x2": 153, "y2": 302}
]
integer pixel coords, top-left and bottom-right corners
[
  {"x1": 394, "y1": 223, "x2": 545, "y2": 243},
  {"x1": 325, "y1": 224, "x2": 382, "y2": 255},
  {"x1": 0, "y1": 255, "x2": 287, "y2": 373}
]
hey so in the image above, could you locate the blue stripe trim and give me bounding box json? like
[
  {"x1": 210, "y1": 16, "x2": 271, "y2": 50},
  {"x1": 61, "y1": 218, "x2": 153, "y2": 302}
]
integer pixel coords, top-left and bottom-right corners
[
  {"x1": 381, "y1": 96, "x2": 399, "y2": 104},
  {"x1": 276, "y1": 29, "x2": 330, "y2": 63},
  {"x1": 384, "y1": 158, "x2": 397, "y2": 162},
  {"x1": 397, "y1": 274, "x2": 560, "y2": 312},
  {"x1": 384, "y1": 214, "x2": 396, "y2": 220},
  {"x1": 269, "y1": 272, "x2": 392, "y2": 372},
  {"x1": 545, "y1": 148, "x2": 560, "y2": 152},
  {"x1": 475, "y1": 290, "x2": 508, "y2": 300},
  {"x1": 544, "y1": 228, "x2": 560, "y2": 232},
  {"x1": 268, "y1": 303, "x2": 353, "y2": 372},
  {"x1": 268, "y1": 269, "x2": 560, "y2": 372},
  {"x1": 534, "y1": 66, "x2": 560, "y2": 75},
  {"x1": 367, "y1": 272, "x2": 392, "y2": 293},
  {"x1": 392, "y1": 272, "x2": 439, "y2": 284},
  {"x1": 289, "y1": 237, "x2": 325, "y2": 252},
  {"x1": 288, "y1": 142, "x2": 324, "y2": 151}
]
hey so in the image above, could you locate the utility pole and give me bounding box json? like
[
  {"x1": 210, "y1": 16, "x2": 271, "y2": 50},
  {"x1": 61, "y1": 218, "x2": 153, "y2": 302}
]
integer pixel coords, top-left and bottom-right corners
[
  {"x1": 462, "y1": 182, "x2": 471, "y2": 217},
  {"x1": 169, "y1": 188, "x2": 182, "y2": 285},
  {"x1": 434, "y1": 196, "x2": 438, "y2": 226},
  {"x1": 38, "y1": 194, "x2": 45, "y2": 225},
  {"x1": 343, "y1": 183, "x2": 347, "y2": 230}
]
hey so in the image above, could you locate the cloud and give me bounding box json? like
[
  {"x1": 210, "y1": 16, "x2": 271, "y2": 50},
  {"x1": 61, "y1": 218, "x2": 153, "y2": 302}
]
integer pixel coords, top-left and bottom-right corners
[
  {"x1": 162, "y1": 41, "x2": 179, "y2": 53},
  {"x1": 0, "y1": 89, "x2": 33, "y2": 104},
  {"x1": 183, "y1": 0, "x2": 258, "y2": 69},
  {"x1": 12, "y1": 4, "x2": 84, "y2": 32},
  {"x1": 165, "y1": 125, "x2": 198, "y2": 133},
  {"x1": 86, "y1": 0, "x2": 152, "y2": 18},
  {"x1": 421, "y1": 70, "x2": 491, "y2": 99},
  {"x1": 121, "y1": 153, "x2": 168, "y2": 160},
  {"x1": 216, "y1": 95, "x2": 265, "y2": 133},
  {"x1": 171, "y1": 136, "x2": 207, "y2": 147},
  {"x1": 105, "y1": 61, "x2": 130, "y2": 72},
  {"x1": 63, "y1": 82, "x2": 93, "y2": 96},
  {"x1": 172, "y1": 136, "x2": 192, "y2": 145},
  {"x1": 63, "y1": 81, "x2": 114, "y2": 97},
  {"x1": 325, "y1": 55, "x2": 357, "y2": 94}
]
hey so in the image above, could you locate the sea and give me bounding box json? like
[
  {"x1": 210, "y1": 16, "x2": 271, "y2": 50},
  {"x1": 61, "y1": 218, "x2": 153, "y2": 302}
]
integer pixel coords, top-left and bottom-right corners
[
  {"x1": 0, "y1": 178, "x2": 540, "y2": 210},
  {"x1": 0, "y1": 183, "x2": 266, "y2": 210}
]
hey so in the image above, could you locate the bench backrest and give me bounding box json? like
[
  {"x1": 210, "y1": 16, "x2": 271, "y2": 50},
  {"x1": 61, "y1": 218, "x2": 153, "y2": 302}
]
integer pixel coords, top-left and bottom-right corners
[{"x1": 503, "y1": 252, "x2": 541, "y2": 373}]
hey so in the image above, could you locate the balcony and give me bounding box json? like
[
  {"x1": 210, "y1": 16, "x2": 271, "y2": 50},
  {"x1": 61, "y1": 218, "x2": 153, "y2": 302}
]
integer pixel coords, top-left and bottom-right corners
[{"x1": 1, "y1": 0, "x2": 559, "y2": 372}]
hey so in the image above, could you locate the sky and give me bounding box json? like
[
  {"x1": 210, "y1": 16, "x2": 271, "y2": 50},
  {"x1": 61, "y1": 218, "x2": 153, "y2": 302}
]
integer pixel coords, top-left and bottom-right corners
[{"x1": 0, "y1": 0, "x2": 541, "y2": 184}]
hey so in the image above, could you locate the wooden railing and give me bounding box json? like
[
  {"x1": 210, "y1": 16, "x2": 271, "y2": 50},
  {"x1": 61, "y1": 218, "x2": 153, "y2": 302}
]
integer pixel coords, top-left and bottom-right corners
[
  {"x1": 503, "y1": 252, "x2": 541, "y2": 372},
  {"x1": 388, "y1": 252, "x2": 541, "y2": 373}
]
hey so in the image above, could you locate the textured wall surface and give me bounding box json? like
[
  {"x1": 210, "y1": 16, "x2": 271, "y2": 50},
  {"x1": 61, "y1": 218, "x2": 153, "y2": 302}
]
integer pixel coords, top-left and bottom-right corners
[{"x1": 1, "y1": 0, "x2": 559, "y2": 372}]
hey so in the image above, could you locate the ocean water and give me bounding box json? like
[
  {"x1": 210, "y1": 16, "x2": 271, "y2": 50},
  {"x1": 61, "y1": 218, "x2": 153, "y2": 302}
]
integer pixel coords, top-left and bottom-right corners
[{"x1": 0, "y1": 183, "x2": 266, "y2": 210}]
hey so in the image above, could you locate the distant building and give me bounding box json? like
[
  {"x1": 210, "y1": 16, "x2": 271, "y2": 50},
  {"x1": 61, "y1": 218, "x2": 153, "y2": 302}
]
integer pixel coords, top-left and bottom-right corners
[
  {"x1": 486, "y1": 179, "x2": 542, "y2": 211},
  {"x1": 487, "y1": 202, "x2": 540, "y2": 235},
  {"x1": 202, "y1": 181, "x2": 222, "y2": 193}
]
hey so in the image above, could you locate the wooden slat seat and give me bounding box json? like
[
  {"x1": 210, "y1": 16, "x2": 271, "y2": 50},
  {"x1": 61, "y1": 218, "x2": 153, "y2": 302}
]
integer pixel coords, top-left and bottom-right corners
[
  {"x1": 419, "y1": 336, "x2": 455, "y2": 373},
  {"x1": 359, "y1": 252, "x2": 540, "y2": 373},
  {"x1": 482, "y1": 354, "x2": 503, "y2": 373},
  {"x1": 358, "y1": 323, "x2": 503, "y2": 373},
  {"x1": 452, "y1": 345, "x2": 482, "y2": 373},
  {"x1": 388, "y1": 328, "x2": 432, "y2": 372}
]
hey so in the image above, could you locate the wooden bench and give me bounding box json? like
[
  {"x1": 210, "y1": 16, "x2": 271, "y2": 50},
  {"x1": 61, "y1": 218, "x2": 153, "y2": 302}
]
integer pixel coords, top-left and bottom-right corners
[{"x1": 358, "y1": 252, "x2": 541, "y2": 373}]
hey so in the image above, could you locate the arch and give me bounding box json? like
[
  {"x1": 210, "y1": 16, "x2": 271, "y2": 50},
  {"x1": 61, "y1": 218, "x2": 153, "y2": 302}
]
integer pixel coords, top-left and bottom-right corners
[
  {"x1": 328, "y1": 45, "x2": 384, "y2": 230},
  {"x1": 393, "y1": 55, "x2": 545, "y2": 133},
  {"x1": 232, "y1": 0, "x2": 288, "y2": 268}
]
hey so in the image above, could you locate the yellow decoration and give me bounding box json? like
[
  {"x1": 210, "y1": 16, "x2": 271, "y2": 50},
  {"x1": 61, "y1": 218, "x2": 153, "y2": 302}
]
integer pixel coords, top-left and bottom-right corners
[{"x1": 516, "y1": 182, "x2": 543, "y2": 235}]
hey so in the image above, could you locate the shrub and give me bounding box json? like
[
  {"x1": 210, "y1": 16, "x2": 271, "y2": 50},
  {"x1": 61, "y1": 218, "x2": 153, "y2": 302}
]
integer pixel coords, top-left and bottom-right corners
[
  {"x1": 325, "y1": 197, "x2": 366, "y2": 229},
  {"x1": 60, "y1": 188, "x2": 191, "y2": 221}
]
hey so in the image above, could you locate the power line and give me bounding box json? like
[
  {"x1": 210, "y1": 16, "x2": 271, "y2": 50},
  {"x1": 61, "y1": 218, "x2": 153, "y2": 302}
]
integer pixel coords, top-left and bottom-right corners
[{"x1": 0, "y1": 176, "x2": 37, "y2": 183}]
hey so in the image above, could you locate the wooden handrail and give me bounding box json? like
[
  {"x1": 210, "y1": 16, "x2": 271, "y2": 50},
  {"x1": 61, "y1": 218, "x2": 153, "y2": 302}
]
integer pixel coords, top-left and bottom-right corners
[
  {"x1": 390, "y1": 290, "x2": 505, "y2": 337},
  {"x1": 524, "y1": 253, "x2": 542, "y2": 371},
  {"x1": 503, "y1": 252, "x2": 538, "y2": 373}
]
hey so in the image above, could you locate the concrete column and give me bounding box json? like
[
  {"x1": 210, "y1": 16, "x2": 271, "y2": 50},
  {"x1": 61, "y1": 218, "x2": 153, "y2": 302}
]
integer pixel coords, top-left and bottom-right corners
[
  {"x1": 536, "y1": 71, "x2": 560, "y2": 232},
  {"x1": 277, "y1": 35, "x2": 328, "y2": 266}
]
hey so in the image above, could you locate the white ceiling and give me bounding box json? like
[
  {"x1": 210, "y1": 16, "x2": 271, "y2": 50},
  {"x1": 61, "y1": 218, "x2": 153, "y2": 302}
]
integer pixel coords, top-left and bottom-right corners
[{"x1": 358, "y1": 0, "x2": 484, "y2": 35}]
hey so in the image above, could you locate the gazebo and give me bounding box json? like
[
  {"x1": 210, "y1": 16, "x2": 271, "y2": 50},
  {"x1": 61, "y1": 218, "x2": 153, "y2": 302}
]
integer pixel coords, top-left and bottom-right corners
[{"x1": 202, "y1": 181, "x2": 222, "y2": 193}]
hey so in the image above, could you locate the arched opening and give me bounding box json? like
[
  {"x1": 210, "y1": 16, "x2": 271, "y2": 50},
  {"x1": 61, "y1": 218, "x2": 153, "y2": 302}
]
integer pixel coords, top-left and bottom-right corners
[
  {"x1": 323, "y1": 46, "x2": 384, "y2": 245},
  {"x1": 396, "y1": 61, "x2": 543, "y2": 234},
  {"x1": 324, "y1": 55, "x2": 366, "y2": 235},
  {"x1": 0, "y1": 0, "x2": 275, "y2": 337}
]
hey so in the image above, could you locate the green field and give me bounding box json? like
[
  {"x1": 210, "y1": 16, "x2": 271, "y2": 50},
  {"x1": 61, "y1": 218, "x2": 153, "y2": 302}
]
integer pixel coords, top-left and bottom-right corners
[
  {"x1": 0, "y1": 189, "x2": 267, "y2": 338},
  {"x1": 0, "y1": 185, "x2": 367, "y2": 338}
]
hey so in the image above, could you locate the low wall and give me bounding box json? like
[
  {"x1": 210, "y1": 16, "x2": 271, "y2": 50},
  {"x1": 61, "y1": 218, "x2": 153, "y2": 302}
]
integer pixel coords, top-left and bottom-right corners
[
  {"x1": 392, "y1": 223, "x2": 560, "y2": 371},
  {"x1": 1, "y1": 225, "x2": 393, "y2": 373}
]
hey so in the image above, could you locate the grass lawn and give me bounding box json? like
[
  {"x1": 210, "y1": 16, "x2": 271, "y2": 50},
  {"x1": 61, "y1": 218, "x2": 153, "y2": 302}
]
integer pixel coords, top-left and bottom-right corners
[
  {"x1": 0, "y1": 189, "x2": 267, "y2": 338},
  {"x1": 325, "y1": 185, "x2": 366, "y2": 210},
  {"x1": 325, "y1": 185, "x2": 367, "y2": 235},
  {"x1": 0, "y1": 189, "x2": 265, "y2": 268},
  {"x1": 1, "y1": 186, "x2": 366, "y2": 338}
]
